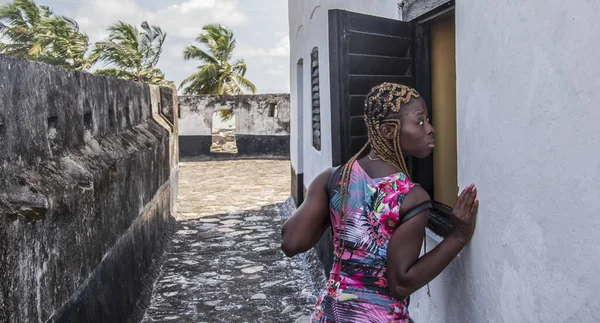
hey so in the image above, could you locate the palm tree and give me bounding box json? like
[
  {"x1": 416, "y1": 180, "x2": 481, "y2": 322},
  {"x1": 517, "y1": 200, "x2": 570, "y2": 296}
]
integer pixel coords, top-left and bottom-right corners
[
  {"x1": 180, "y1": 24, "x2": 256, "y2": 95},
  {"x1": 0, "y1": 0, "x2": 45, "y2": 59},
  {"x1": 93, "y1": 21, "x2": 174, "y2": 88},
  {"x1": 33, "y1": 15, "x2": 91, "y2": 70},
  {"x1": 0, "y1": 0, "x2": 92, "y2": 70}
]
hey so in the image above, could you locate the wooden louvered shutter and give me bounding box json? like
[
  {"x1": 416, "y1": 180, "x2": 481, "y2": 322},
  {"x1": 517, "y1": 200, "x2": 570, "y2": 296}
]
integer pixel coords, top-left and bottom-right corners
[{"x1": 328, "y1": 10, "x2": 416, "y2": 166}]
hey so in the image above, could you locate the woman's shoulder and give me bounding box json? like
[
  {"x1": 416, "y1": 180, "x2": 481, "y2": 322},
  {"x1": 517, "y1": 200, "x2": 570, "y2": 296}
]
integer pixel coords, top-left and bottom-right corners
[{"x1": 399, "y1": 184, "x2": 430, "y2": 214}]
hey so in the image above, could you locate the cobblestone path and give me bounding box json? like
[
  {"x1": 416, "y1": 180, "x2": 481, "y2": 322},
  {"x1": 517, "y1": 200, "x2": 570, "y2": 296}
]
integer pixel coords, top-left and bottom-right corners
[{"x1": 142, "y1": 160, "x2": 325, "y2": 323}]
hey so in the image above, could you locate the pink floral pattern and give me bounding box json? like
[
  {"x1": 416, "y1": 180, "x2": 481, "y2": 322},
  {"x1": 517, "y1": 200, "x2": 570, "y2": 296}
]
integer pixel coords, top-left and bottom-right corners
[{"x1": 311, "y1": 162, "x2": 416, "y2": 323}]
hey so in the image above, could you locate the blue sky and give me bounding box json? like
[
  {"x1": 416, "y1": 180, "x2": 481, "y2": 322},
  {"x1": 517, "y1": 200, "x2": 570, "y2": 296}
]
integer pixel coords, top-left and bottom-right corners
[{"x1": 0, "y1": 0, "x2": 290, "y2": 94}]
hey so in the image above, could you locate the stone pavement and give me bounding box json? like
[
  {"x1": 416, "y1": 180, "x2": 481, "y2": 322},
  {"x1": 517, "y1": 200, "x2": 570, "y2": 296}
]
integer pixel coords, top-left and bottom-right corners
[{"x1": 142, "y1": 160, "x2": 325, "y2": 323}]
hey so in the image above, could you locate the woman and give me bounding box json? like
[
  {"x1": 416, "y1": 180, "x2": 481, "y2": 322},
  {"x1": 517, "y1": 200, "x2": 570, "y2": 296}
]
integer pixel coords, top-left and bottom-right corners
[{"x1": 281, "y1": 83, "x2": 479, "y2": 322}]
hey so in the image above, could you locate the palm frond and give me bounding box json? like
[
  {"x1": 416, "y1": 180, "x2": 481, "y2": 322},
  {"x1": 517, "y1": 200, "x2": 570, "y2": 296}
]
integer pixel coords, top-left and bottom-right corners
[
  {"x1": 94, "y1": 68, "x2": 137, "y2": 80},
  {"x1": 92, "y1": 20, "x2": 169, "y2": 83},
  {"x1": 0, "y1": 0, "x2": 93, "y2": 69},
  {"x1": 231, "y1": 59, "x2": 247, "y2": 76},
  {"x1": 234, "y1": 74, "x2": 257, "y2": 94},
  {"x1": 181, "y1": 24, "x2": 257, "y2": 94},
  {"x1": 139, "y1": 21, "x2": 165, "y2": 69},
  {"x1": 217, "y1": 108, "x2": 234, "y2": 122},
  {"x1": 183, "y1": 44, "x2": 218, "y2": 64},
  {"x1": 180, "y1": 63, "x2": 219, "y2": 91}
]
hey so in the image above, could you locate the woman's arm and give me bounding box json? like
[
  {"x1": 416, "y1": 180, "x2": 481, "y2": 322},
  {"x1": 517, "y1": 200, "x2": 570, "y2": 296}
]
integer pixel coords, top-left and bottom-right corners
[
  {"x1": 280, "y1": 168, "x2": 333, "y2": 257},
  {"x1": 386, "y1": 184, "x2": 479, "y2": 299}
]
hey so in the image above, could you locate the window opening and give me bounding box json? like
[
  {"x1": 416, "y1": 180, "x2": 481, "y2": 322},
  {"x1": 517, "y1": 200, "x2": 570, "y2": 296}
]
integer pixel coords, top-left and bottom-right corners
[
  {"x1": 430, "y1": 12, "x2": 458, "y2": 208},
  {"x1": 211, "y1": 109, "x2": 238, "y2": 154},
  {"x1": 268, "y1": 103, "x2": 278, "y2": 118},
  {"x1": 311, "y1": 47, "x2": 321, "y2": 151}
]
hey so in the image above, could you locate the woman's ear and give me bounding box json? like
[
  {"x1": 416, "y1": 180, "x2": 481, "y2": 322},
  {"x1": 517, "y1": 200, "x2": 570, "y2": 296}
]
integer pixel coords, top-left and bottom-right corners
[{"x1": 379, "y1": 123, "x2": 396, "y2": 141}]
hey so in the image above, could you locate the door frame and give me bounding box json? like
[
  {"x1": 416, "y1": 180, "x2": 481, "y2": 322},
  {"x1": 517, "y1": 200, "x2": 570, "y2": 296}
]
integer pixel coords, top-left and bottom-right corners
[
  {"x1": 327, "y1": 4, "x2": 456, "y2": 237},
  {"x1": 328, "y1": 10, "x2": 416, "y2": 166},
  {"x1": 411, "y1": 1, "x2": 456, "y2": 237}
]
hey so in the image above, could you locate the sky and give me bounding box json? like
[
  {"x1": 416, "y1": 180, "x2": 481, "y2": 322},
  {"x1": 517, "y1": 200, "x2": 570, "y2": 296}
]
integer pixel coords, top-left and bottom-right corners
[{"x1": 0, "y1": 0, "x2": 291, "y2": 94}]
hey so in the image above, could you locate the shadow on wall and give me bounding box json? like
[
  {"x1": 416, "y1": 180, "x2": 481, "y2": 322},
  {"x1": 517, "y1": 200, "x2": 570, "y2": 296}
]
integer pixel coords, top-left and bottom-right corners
[{"x1": 178, "y1": 94, "x2": 291, "y2": 160}]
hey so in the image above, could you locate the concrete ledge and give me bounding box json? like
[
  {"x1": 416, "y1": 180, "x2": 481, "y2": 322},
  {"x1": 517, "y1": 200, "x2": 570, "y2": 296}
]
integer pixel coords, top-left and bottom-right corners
[
  {"x1": 179, "y1": 134, "x2": 290, "y2": 159},
  {"x1": 178, "y1": 135, "x2": 213, "y2": 157},
  {"x1": 401, "y1": 0, "x2": 451, "y2": 21},
  {"x1": 236, "y1": 135, "x2": 290, "y2": 157}
]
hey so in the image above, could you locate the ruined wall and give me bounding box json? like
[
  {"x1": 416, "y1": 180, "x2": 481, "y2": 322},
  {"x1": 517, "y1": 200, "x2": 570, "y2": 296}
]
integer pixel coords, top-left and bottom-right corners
[
  {"x1": 178, "y1": 94, "x2": 290, "y2": 159},
  {"x1": 0, "y1": 54, "x2": 178, "y2": 323}
]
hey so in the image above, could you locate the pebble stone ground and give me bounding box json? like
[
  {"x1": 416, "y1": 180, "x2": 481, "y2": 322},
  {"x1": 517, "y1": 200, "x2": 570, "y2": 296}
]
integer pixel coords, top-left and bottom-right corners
[{"x1": 142, "y1": 160, "x2": 325, "y2": 323}]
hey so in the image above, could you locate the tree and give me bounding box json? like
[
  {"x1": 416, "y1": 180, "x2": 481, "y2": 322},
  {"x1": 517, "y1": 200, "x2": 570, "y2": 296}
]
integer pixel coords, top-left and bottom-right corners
[
  {"x1": 0, "y1": 0, "x2": 92, "y2": 70},
  {"x1": 92, "y1": 21, "x2": 174, "y2": 88},
  {"x1": 180, "y1": 24, "x2": 256, "y2": 96}
]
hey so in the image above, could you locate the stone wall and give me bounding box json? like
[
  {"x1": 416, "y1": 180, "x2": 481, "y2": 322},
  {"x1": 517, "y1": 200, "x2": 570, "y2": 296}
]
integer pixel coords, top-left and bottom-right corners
[
  {"x1": 0, "y1": 54, "x2": 179, "y2": 323},
  {"x1": 178, "y1": 94, "x2": 290, "y2": 159}
]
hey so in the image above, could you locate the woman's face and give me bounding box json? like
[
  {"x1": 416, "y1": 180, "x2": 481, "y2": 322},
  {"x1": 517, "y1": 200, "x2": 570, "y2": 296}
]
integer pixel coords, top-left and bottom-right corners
[
  {"x1": 399, "y1": 98, "x2": 435, "y2": 158},
  {"x1": 376, "y1": 97, "x2": 435, "y2": 159}
]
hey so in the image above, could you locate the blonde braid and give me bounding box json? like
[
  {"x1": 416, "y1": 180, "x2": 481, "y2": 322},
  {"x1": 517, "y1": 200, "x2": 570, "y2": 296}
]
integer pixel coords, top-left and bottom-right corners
[
  {"x1": 335, "y1": 82, "x2": 421, "y2": 262},
  {"x1": 364, "y1": 83, "x2": 419, "y2": 177}
]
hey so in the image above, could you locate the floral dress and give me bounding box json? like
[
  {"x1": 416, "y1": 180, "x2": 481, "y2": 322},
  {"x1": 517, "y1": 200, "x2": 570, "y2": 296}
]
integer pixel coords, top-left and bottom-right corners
[{"x1": 311, "y1": 162, "x2": 416, "y2": 323}]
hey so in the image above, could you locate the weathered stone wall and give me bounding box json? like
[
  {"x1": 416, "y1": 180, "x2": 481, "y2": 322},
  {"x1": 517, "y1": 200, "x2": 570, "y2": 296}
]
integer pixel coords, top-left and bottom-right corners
[
  {"x1": 178, "y1": 94, "x2": 290, "y2": 159},
  {"x1": 400, "y1": 0, "x2": 449, "y2": 21},
  {"x1": 0, "y1": 54, "x2": 178, "y2": 323}
]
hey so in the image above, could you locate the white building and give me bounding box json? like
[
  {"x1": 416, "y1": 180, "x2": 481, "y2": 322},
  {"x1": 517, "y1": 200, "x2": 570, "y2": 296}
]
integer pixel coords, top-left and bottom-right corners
[{"x1": 288, "y1": 0, "x2": 600, "y2": 321}]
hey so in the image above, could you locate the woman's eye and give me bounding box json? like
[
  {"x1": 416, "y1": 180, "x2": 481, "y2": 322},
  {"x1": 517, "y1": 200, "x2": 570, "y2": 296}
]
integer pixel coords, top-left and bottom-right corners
[{"x1": 418, "y1": 120, "x2": 424, "y2": 126}]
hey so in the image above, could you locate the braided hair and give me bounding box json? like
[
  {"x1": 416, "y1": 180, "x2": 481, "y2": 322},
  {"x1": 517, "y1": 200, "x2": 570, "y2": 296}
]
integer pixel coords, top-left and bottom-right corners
[{"x1": 336, "y1": 83, "x2": 421, "y2": 259}]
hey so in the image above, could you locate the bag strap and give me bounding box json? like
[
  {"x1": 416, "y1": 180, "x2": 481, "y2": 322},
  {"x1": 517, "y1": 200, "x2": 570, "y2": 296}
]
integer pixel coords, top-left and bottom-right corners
[
  {"x1": 323, "y1": 165, "x2": 342, "y2": 235},
  {"x1": 326, "y1": 165, "x2": 342, "y2": 200},
  {"x1": 400, "y1": 199, "x2": 434, "y2": 299},
  {"x1": 400, "y1": 200, "x2": 432, "y2": 224}
]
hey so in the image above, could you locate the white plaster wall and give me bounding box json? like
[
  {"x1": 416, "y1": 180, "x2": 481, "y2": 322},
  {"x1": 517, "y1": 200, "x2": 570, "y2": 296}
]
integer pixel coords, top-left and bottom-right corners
[
  {"x1": 288, "y1": 0, "x2": 401, "y2": 184},
  {"x1": 178, "y1": 95, "x2": 290, "y2": 136},
  {"x1": 410, "y1": 1, "x2": 600, "y2": 322},
  {"x1": 290, "y1": 60, "x2": 305, "y2": 174}
]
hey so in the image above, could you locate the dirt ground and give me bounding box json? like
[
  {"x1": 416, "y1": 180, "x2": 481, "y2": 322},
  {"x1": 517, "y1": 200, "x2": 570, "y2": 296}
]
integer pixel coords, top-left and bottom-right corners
[{"x1": 176, "y1": 159, "x2": 292, "y2": 220}]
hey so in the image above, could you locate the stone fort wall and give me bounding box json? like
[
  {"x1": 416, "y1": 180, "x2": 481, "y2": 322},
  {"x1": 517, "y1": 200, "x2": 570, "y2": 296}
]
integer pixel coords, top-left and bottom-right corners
[{"x1": 0, "y1": 54, "x2": 179, "y2": 323}]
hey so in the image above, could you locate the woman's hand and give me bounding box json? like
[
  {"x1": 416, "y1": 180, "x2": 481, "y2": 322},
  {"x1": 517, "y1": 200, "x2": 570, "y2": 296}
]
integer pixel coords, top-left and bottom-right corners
[
  {"x1": 450, "y1": 184, "x2": 479, "y2": 243},
  {"x1": 387, "y1": 185, "x2": 480, "y2": 298}
]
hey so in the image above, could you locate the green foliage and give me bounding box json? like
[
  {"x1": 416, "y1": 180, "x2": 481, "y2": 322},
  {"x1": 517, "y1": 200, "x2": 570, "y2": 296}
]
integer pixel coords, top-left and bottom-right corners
[
  {"x1": 0, "y1": 0, "x2": 93, "y2": 70},
  {"x1": 92, "y1": 21, "x2": 174, "y2": 87},
  {"x1": 180, "y1": 24, "x2": 256, "y2": 95}
]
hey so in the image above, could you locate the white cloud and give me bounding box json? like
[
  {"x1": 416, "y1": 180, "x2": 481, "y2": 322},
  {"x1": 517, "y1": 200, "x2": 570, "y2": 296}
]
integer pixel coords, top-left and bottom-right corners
[
  {"x1": 266, "y1": 63, "x2": 287, "y2": 76},
  {"x1": 152, "y1": 0, "x2": 247, "y2": 38},
  {"x1": 167, "y1": 43, "x2": 187, "y2": 59},
  {"x1": 60, "y1": 0, "x2": 290, "y2": 93},
  {"x1": 74, "y1": 0, "x2": 247, "y2": 42},
  {"x1": 237, "y1": 35, "x2": 289, "y2": 58},
  {"x1": 74, "y1": 0, "x2": 147, "y2": 42},
  {"x1": 170, "y1": 0, "x2": 217, "y2": 14}
]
